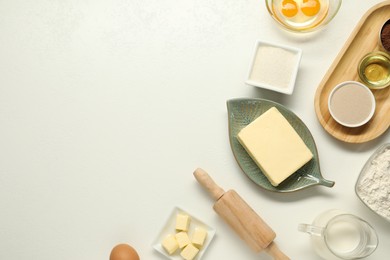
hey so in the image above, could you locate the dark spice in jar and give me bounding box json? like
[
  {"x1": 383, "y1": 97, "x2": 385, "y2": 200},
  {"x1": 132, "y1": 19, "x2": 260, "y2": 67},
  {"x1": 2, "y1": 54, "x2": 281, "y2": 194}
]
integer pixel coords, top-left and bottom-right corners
[{"x1": 381, "y1": 21, "x2": 390, "y2": 51}]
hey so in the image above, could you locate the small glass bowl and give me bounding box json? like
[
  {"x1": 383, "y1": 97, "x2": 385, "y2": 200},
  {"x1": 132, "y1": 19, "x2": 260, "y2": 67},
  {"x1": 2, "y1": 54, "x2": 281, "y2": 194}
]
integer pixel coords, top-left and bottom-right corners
[
  {"x1": 265, "y1": 0, "x2": 342, "y2": 33},
  {"x1": 355, "y1": 143, "x2": 390, "y2": 222},
  {"x1": 358, "y1": 51, "x2": 390, "y2": 89}
]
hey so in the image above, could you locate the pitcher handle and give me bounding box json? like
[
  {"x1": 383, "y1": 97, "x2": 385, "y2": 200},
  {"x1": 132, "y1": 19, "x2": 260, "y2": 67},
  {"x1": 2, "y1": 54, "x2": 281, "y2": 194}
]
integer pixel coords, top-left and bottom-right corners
[{"x1": 298, "y1": 223, "x2": 324, "y2": 236}]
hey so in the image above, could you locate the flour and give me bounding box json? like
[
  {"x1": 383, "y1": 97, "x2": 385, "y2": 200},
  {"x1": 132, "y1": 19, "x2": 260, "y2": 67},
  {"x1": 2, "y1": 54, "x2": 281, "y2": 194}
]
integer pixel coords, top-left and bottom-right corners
[{"x1": 356, "y1": 147, "x2": 390, "y2": 220}]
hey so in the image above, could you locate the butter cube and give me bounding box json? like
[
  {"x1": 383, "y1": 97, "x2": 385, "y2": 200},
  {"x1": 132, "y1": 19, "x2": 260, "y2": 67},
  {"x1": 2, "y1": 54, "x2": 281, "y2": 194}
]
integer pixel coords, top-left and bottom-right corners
[
  {"x1": 192, "y1": 227, "x2": 207, "y2": 248},
  {"x1": 175, "y1": 231, "x2": 191, "y2": 249},
  {"x1": 237, "y1": 107, "x2": 313, "y2": 186},
  {"x1": 162, "y1": 234, "x2": 179, "y2": 255},
  {"x1": 180, "y1": 244, "x2": 199, "y2": 260},
  {"x1": 176, "y1": 213, "x2": 190, "y2": 231}
]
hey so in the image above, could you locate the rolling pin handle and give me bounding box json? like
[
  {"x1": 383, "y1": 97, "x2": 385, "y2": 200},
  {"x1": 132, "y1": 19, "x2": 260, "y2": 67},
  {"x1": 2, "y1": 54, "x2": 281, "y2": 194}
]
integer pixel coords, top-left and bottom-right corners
[
  {"x1": 193, "y1": 168, "x2": 225, "y2": 201},
  {"x1": 264, "y1": 241, "x2": 290, "y2": 260}
]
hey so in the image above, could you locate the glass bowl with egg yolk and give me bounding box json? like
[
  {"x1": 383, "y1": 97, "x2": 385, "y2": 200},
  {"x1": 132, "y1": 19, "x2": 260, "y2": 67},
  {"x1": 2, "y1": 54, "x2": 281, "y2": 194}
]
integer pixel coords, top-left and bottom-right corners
[{"x1": 265, "y1": 0, "x2": 342, "y2": 33}]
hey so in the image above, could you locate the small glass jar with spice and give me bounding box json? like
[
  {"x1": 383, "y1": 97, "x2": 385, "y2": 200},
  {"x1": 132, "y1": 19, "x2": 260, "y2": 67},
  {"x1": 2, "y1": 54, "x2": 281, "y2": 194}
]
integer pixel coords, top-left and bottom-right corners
[{"x1": 380, "y1": 19, "x2": 390, "y2": 52}]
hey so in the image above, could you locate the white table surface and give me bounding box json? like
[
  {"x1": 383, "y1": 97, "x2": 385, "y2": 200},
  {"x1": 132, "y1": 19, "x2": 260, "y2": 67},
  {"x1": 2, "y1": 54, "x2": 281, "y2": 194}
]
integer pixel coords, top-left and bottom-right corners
[{"x1": 1, "y1": 1, "x2": 389, "y2": 259}]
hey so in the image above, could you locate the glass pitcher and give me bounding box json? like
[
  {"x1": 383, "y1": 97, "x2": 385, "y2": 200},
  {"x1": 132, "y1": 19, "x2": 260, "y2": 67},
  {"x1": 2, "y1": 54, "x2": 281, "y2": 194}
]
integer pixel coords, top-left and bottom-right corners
[{"x1": 298, "y1": 209, "x2": 378, "y2": 260}]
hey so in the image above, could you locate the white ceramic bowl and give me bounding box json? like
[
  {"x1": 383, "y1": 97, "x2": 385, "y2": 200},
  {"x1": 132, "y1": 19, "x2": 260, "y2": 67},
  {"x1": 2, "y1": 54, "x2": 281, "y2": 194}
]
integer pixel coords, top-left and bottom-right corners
[
  {"x1": 245, "y1": 40, "x2": 302, "y2": 95},
  {"x1": 152, "y1": 207, "x2": 216, "y2": 260},
  {"x1": 355, "y1": 143, "x2": 390, "y2": 222},
  {"x1": 328, "y1": 81, "x2": 376, "y2": 127}
]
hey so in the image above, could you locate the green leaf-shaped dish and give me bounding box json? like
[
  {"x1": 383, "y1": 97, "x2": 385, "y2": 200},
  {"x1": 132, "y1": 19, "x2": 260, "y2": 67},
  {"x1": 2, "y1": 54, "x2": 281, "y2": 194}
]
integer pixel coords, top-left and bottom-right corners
[{"x1": 227, "y1": 98, "x2": 335, "y2": 192}]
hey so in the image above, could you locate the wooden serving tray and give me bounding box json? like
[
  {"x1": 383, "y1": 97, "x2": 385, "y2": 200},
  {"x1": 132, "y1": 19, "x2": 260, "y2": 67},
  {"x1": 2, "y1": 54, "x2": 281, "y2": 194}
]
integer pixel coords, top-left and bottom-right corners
[{"x1": 314, "y1": 1, "x2": 390, "y2": 143}]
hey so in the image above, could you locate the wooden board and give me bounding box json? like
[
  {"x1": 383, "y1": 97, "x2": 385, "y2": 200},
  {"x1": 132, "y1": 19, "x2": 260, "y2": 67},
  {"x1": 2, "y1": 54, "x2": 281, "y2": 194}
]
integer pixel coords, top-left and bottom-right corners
[{"x1": 314, "y1": 1, "x2": 390, "y2": 143}]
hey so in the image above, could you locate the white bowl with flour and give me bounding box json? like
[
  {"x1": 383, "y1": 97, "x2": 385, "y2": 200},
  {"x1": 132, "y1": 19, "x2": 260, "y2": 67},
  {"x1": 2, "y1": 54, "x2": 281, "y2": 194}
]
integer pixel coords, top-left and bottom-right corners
[{"x1": 355, "y1": 143, "x2": 390, "y2": 222}]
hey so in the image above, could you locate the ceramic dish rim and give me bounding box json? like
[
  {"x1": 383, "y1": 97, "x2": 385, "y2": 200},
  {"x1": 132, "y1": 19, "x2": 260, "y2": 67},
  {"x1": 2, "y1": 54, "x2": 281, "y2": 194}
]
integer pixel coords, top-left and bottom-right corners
[{"x1": 245, "y1": 40, "x2": 302, "y2": 95}]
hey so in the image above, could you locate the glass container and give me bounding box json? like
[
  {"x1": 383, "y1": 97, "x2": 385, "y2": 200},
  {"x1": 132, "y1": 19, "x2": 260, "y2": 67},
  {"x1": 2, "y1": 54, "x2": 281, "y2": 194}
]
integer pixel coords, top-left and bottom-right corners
[
  {"x1": 358, "y1": 51, "x2": 390, "y2": 89},
  {"x1": 265, "y1": 0, "x2": 342, "y2": 33},
  {"x1": 379, "y1": 19, "x2": 390, "y2": 52}
]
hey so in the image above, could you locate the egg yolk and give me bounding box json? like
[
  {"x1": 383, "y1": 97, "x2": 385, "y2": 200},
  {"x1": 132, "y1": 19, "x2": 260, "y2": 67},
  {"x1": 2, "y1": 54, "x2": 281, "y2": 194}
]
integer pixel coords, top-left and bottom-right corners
[
  {"x1": 301, "y1": 0, "x2": 321, "y2": 16},
  {"x1": 281, "y1": 0, "x2": 298, "y2": 18}
]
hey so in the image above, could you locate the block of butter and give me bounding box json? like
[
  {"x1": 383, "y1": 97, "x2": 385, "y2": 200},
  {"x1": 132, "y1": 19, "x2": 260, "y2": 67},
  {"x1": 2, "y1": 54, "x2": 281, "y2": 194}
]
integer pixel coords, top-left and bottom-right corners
[
  {"x1": 175, "y1": 231, "x2": 191, "y2": 249},
  {"x1": 161, "y1": 234, "x2": 179, "y2": 255},
  {"x1": 180, "y1": 244, "x2": 199, "y2": 260},
  {"x1": 237, "y1": 107, "x2": 313, "y2": 186},
  {"x1": 192, "y1": 227, "x2": 207, "y2": 248},
  {"x1": 176, "y1": 213, "x2": 190, "y2": 231}
]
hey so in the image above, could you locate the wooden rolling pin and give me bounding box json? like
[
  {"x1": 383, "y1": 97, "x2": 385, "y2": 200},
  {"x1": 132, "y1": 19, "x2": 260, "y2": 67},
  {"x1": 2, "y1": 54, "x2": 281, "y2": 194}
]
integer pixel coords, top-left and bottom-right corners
[{"x1": 193, "y1": 168, "x2": 290, "y2": 260}]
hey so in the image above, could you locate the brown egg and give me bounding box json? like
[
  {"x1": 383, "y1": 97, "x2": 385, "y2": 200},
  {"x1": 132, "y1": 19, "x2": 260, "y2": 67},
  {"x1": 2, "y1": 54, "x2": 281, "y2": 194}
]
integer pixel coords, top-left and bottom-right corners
[{"x1": 109, "y1": 243, "x2": 140, "y2": 260}]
